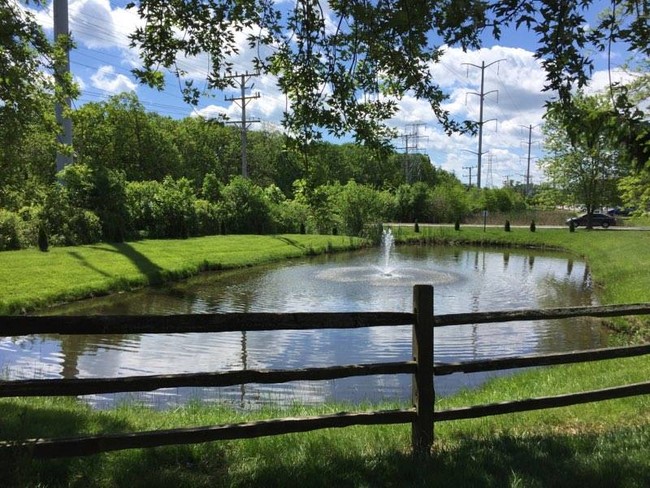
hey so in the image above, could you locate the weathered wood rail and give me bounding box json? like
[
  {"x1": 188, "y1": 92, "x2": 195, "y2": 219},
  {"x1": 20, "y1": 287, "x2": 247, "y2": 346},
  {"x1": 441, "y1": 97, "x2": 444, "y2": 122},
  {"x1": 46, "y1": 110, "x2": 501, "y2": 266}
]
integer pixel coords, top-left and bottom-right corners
[{"x1": 1, "y1": 285, "x2": 650, "y2": 459}]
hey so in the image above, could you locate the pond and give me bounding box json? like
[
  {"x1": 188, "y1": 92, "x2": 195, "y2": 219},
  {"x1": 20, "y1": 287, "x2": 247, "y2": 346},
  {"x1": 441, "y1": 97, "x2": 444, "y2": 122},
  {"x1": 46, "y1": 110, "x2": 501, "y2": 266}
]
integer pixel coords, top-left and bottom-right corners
[{"x1": 0, "y1": 244, "x2": 607, "y2": 409}]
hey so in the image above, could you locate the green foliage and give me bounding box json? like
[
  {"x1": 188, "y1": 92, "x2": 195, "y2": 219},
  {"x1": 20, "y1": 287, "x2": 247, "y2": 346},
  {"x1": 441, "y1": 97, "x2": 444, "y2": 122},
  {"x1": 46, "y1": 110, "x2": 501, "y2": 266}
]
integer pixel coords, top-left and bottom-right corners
[
  {"x1": 541, "y1": 92, "x2": 628, "y2": 215},
  {"x1": 37, "y1": 223, "x2": 48, "y2": 252},
  {"x1": 394, "y1": 182, "x2": 432, "y2": 222},
  {"x1": 193, "y1": 199, "x2": 222, "y2": 236},
  {"x1": 619, "y1": 172, "x2": 650, "y2": 215},
  {"x1": 201, "y1": 173, "x2": 224, "y2": 203},
  {"x1": 39, "y1": 185, "x2": 101, "y2": 246},
  {"x1": 479, "y1": 187, "x2": 526, "y2": 213},
  {"x1": 220, "y1": 177, "x2": 273, "y2": 234},
  {"x1": 60, "y1": 163, "x2": 128, "y2": 242},
  {"x1": 334, "y1": 181, "x2": 391, "y2": 238},
  {"x1": 0, "y1": 210, "x2": 23, "y2": 251},
  {"x1": 128, "y1": 1, "x2": 648, "y2": 148},
  {"x1": 125, "y1": 178, "x2": 197, "y2": 238},
  {"x1": 72, "y1": 93, "x2": 182, "y2": 181},
  {"x1": 431, "y1": 183, "x2": 470, "y2": 222}
]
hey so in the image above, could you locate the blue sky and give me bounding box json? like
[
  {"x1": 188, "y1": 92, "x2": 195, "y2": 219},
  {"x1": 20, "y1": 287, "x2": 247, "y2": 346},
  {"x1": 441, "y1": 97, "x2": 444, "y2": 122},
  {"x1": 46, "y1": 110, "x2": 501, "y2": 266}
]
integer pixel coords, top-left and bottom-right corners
[{"x1": 30, "y1": 0, "x2": 635, "y2": 187}]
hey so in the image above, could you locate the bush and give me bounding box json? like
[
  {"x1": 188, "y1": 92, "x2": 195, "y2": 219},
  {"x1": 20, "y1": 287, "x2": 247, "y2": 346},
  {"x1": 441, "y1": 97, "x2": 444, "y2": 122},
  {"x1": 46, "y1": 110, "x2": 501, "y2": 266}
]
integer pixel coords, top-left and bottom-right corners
[
  {"x1": 336, "y1": 181, "x2": 390, "y2": 237},
  {"x1": 220, "y1": 176, "x2": 273, "y2": 234},
  {"x1": 37, "y1": 223, "x2": 48, "y2": 252},
  {"x1": 0, "y1": 210, "x2": 22, "y2": 250},
  {"x1": 193, "y1": 199, "x2": 222, "y2": 236},
  {"x1": 67, "y1": 210, "x2": 102, "y2": 244},
  {"x1": 126, "y1": 177, "x2": 197, "y2": 238},
  {"x1": 34, "y1": 185, "x2": 103, "y2": 246}
]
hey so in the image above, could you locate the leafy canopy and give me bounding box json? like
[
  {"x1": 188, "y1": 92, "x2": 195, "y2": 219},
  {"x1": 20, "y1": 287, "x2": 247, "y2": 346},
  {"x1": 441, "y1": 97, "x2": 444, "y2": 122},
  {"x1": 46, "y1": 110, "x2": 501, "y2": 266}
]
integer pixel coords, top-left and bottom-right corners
[{"x1": 127, "y1": 0, "x2": 649, "y2": 147}]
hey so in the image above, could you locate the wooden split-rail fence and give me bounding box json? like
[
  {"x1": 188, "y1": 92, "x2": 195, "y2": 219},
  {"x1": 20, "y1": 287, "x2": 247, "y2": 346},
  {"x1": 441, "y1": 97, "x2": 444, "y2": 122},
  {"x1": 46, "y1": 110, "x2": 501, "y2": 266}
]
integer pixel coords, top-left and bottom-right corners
[{"x1": 1, "y1": 284, "x2": 650, "y2": 459}]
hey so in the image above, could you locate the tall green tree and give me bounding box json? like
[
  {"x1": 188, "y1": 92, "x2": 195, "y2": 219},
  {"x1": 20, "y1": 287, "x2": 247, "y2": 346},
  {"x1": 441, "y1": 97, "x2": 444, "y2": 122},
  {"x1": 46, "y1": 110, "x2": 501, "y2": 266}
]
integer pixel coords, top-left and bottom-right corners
[
  {"x1": 540, "y1": 93, "x2": 626, "y2": 225},
  {"x1": 73, "y1": 93, "x2": 181, "y2": 180}
]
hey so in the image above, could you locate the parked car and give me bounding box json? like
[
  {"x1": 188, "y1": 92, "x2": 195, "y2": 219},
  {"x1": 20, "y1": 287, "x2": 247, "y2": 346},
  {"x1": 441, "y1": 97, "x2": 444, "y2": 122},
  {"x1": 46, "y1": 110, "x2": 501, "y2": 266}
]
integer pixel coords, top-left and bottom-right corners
[{"x1": 566, "y1": 213, "x2": 617, "y2": 228}]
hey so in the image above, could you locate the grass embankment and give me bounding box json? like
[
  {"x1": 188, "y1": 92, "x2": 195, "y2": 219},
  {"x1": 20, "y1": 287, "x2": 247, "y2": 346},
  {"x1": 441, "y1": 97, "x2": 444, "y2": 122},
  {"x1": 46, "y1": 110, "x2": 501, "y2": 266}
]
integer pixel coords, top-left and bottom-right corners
[
  {"x1": 0, "y1": 234, "x2": 363, "y2": 315},
  {"x1": 2, "y1": 227, "x2": 650, "y2": 486}
]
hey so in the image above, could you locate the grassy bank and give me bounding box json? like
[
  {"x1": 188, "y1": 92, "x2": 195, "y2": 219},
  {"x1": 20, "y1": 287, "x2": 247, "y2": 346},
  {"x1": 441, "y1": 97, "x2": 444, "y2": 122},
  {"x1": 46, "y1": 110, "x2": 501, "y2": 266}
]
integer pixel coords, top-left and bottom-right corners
[
  {"x1": 2, "y1": 227, "x2": 650, "y2": 486},
  {"x1": 0, "y1": 234, "x2": 363, "y2": 315}
]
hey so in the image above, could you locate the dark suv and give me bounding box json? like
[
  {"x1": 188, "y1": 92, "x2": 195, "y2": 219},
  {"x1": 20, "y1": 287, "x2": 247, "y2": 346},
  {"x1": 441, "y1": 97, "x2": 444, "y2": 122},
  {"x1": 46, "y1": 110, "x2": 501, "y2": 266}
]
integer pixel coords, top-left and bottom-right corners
[{"x1": 566, "y1": 213, "x2": 617, "y2": 228}]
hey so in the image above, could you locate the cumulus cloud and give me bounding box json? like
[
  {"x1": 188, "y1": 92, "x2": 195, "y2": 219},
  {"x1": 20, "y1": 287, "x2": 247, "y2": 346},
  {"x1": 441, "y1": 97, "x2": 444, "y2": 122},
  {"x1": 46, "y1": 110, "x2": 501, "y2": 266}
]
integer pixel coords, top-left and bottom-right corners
[{"x1": 90, "y1": 65, "x2": 137, "y2": 93}]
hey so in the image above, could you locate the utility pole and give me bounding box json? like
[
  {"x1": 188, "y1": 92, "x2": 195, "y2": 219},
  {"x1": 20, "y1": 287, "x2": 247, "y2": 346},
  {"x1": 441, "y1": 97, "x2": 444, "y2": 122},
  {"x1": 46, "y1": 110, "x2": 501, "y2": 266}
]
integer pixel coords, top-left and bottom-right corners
[
  {"x1": 463, "y1": 59, "x2": 505, "y2": 188},
  {"x1": 224, "y1": 72, "x2": 260, "y2": 178},
  {"x1": 463, "y1": 165, "x2": 476, "y2": 187},
  {"x1": 54, "y1": 0, "x2": 73, "y2": 172},
  {"x1": 521, "y1": 124, "x2": 539, "y2": 196}
]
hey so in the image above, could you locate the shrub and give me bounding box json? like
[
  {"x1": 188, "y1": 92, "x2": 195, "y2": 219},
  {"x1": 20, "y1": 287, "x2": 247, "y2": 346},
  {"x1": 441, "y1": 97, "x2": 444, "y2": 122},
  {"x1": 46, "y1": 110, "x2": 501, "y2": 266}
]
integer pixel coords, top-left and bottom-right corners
[
  {"x1": 0, "y1": 210, "x2": 22, "y2": 250},
  {"x1": 336, "y1": 181, "x2": 389, "y2": 236},
  {"x1": 67, "y1": 210, "x2": 103, "y2": 244},
  {"x1": 220, "y1": 176, "x2": 273, "y2": 234},
  {"x1": 60, "y1": 163, "x2": 128, "y2": 242},
  {"x1": 126, "y1": 178, "x2": 196, "y2": 238},
  {"x1": 193, "y1": 199, "x2": 222, "y2": 236},
  {"x1": 37, "y1": 223, "x2": 48, "y2": 252}
]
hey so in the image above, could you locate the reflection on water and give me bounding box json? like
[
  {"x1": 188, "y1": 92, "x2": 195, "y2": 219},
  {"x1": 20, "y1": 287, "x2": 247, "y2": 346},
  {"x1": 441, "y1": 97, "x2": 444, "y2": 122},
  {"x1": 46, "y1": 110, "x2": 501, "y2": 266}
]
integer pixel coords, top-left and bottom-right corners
[{"x1": 0, "y1": 246, "x2": 607, "y2": 409}]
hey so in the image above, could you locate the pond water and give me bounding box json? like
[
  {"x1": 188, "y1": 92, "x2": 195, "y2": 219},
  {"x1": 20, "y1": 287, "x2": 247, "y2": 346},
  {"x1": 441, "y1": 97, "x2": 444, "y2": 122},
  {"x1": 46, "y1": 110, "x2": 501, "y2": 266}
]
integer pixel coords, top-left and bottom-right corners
[{"x1": 0, "y1": 245, "x2": 607, "y2": 409}]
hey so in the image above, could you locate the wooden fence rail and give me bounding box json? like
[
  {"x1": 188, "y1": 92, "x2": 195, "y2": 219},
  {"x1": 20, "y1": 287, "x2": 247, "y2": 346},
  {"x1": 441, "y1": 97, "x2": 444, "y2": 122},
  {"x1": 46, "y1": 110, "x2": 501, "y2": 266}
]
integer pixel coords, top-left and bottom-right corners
[{"x1": 1, "y1": 285, "x2": 649, "y2": 459}]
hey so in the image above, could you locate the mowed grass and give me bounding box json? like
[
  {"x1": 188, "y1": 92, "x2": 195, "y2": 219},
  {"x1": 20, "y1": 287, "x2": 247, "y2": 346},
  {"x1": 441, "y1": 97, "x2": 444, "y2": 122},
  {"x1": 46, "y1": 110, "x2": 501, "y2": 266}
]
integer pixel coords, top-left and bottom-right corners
[
  {"x1": 0, "y1": 234, "x2": 363, "y2": 314},
  {"x1": 2, "y1": 226, "x2": 650, "y2": 486},
  {"x1": 3, "y1": 353, "x2": 650, "y2": 487}
]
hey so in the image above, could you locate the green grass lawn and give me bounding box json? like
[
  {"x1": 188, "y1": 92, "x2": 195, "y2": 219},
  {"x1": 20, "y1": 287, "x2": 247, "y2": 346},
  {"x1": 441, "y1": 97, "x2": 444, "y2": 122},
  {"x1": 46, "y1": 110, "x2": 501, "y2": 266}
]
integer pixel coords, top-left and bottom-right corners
[
  {"x1": 2, "y1": 227, "x2": 650, "y2": 486},
  {"x1": 0, "y1": 234, "x2": 363, "y2": 314}
]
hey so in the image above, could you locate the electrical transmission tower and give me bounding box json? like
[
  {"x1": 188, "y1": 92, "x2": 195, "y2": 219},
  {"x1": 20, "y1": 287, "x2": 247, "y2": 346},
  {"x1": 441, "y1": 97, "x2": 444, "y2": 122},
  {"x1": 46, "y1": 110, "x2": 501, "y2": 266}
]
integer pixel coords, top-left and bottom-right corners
[
  {"x1": 485, "y1": 153, "x2": 495, "y2": 188},
  {"x1": 224, "y1": 72, "x2": 261, "y2": 178},
  {"x1": 398, "y1": 123, "x2": 428, "y2": 183},
  {"x1": 463, "y1": 59, "x2": 505, "y2": 188},
  {"x1": 521, "y1": 124, "x2": 539, "y2": 196}
]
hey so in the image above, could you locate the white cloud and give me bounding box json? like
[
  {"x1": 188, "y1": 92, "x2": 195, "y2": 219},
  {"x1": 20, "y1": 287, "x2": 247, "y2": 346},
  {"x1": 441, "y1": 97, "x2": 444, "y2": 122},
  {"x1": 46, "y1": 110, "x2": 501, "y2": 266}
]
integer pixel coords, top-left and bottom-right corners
[
  {"x1": 383, "y1": 45, "x2": 551, "y2": 186},
  {"x1": 90, "y1": 65, "x2": 137, "y2": 93}
]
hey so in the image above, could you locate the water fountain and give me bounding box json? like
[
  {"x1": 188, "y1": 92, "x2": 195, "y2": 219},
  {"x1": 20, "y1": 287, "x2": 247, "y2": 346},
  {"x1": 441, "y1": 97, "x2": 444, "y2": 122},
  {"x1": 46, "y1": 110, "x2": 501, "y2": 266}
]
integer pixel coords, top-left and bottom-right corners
[
  {"x1": 316, "y1": 227, "x2": 458, "y2": 286},
  {"x1": 379, "y1": 228, "x2": 395, "y2": 276}
]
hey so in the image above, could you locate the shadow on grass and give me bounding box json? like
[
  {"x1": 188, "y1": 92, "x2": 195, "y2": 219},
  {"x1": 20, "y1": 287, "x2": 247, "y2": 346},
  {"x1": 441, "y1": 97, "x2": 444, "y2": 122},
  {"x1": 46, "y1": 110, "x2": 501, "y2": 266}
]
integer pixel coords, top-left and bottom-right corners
[
  {"x1": 273, "y1": 236, "x2": 306, "y2": 250},
  {"x1": 89, "y1": 242, "x2": 166, "y2": 284},
  {"x1": 0, "y1": 399, "x2": 132, "y2": 487},
  {"x1": 67, "y1": 251, "x2": 114, "y2": 279},
  {"x1": 7, "y1": 426, "x2": 650, "y2": 487}
]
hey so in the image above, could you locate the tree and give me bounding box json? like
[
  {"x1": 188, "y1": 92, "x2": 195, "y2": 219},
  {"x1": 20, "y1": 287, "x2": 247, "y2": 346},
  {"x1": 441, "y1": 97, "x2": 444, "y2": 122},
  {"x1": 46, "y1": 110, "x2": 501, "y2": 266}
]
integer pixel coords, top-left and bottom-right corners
[
  {"x1": 73, "y1": 93, "x2": 182, "y2": 180},
  {"x1": 127, "y1": 1, "x2": 649, "y2": 147},
  {"x1": 540, "y1": 93, "x2": 626, "y2": 226},
  {"x1": 1, "y1": 2, "x2": 77, "y2": 184}
]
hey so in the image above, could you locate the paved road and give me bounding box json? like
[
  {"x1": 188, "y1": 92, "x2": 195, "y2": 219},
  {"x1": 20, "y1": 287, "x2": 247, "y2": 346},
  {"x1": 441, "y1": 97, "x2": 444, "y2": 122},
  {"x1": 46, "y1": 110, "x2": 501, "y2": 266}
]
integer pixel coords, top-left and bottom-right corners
[{"x1": 387, "y1": 223, "x2": 650, "y2": 231}]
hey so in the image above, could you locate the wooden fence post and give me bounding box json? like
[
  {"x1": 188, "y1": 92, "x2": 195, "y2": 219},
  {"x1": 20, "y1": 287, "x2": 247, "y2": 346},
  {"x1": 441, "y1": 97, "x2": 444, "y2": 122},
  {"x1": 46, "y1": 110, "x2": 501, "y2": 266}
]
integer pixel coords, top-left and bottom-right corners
[{"x1": 412, "y1": 284, "x2": 434, "y2": 456}]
